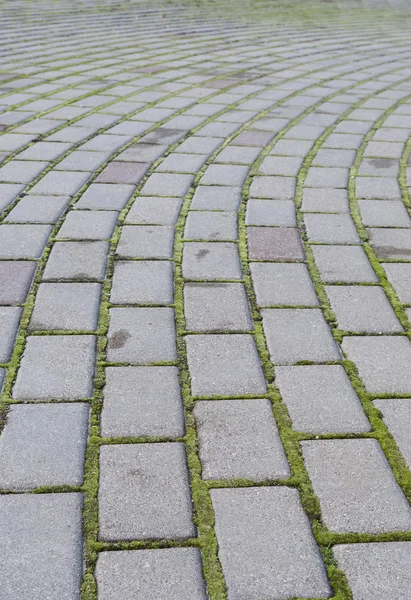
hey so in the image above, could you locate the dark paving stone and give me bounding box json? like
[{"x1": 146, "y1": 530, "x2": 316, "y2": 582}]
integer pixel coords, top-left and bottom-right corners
[{"x1": 95, "y1": 162, "x2": 150, "y2": 184}]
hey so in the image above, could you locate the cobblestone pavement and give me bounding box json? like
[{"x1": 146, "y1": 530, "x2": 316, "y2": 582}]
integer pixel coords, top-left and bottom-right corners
[{"x1": 2, "y1": 0, "x2": 411, "y2": 598}]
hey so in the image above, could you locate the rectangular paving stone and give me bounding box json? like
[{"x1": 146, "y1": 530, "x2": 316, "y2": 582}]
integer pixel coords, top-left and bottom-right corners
[
  {"x1": 43, "y1": 241, "x2": 109, "y2": 280},
  {"x1": 184, "y1": 211, "x2": 237, "y2": 240},
  {"x1": 276, "y1": 365, "x2": 371, "y2": 434},
  {"x1": 56, "y1": 150, "x2": 108, "y2": 172},
  {"x1": 247, "y1": 227, "x2": 305, "y2": 261},
  {"x1": 140, "y1": 173, "x2": 194, "y2": 197},
  {"x1": 18, "y1": 141, "x2": 72, "y2": 161},
  {"x1": 111, "y1": 261, "x2": 173, "y2": 305},
  {"x1": 117, "y1": 225, "x2": 174, "y2": 259},
  {"x1": 76, "y1": 183, "x2": 134, "y2": 210},
  {"x1": 302, "y1": 188, "x2": 349, "y2": 213},
  {"x1": 382, "y1": 263, "x2": 411, "y2": 303},
  {"x1": 186, "y1": 334, "x2": 266, "y2": 396},
  {"x1": 216, "y1": 146, "x2": 261, "y2": 165},
  {"x1": 13, "y1": 335, "x2": 95, "y2": 400},
  {"x1": 194, "y1": 399, "x2": 290, "y2": 480},
  {"x1": 0, "y1": 183, "x2": 25, "y2": 211},
  {"x1": 184, "y1": 283, "x2": 252, "y2": 331},
  {"x1": 191, "y1": 186, "x2": 242, "y2": 211},
  {"x1": 250, "y1": 175, "x2": 296, "y2": 200},
  {"x1": 157, "y1": 153, "x2": 208, "y2": 173},
  {"x1": 115, "y1": 143, "x2": 168, "y2": 163},
  {"x1": 251, "y1": 263, "x2": 318, "y2": 307},
  {"x1": 182, "y1": 242, "x2": 242, "y2": 280},
  {"x1": 359, "y1": 200, "x2": 411, "y2": 227},
  {"x1": 211, "y1": 487, "x2": 331, "y2": 600},
  {"x1": 259, "y1": 156, "x2": 303, "y2": 176},
  {"x1": 313, "y1": 148, "x2": 356, "y2": 168},
  {"x1": 374, "y1": 400, "x2": 411, "y2": 470},
  {"x1": 304, "y1": 214, "x2": 360, "y2": 244},
  {"x1": 0, "y1": 404, "x2": 89, "y2": 490},
  {"x1": 246, "y1": 199, "x2": 296, "y2": 227},
  {"x1": 0, "y1": 493, "x2": 83, "y2": 600},
  {"x1": 57, "y1": 210, "x2": 117, "y2": 240},
  {"x1": 0, "y1": 307, "x2": 22, "y2": 361},
  {"x1": 5, "y1": 195, "x2": 70, "y2": 223},
  {"x1": 301, "y1": 439, "x2": 411, "y2": 533},
  {"x1": 262, "y1": 309, "x2": 341, "y2": 365},
  {"x1": 95, "y1": 162, "x2": 149, "y2": 184},
  {"x1": 356, "y1": 177, "x2": 401, "y2": 200},
  {"x1": 305, "y1": 167, "x2": 349, "y2": 188},
  {"x1": 0, "y1": 261, "x2": 37, "y2": 304},
  {"x1": 107, "y1": 307, "x2": 176, "y2": 364},
  {"x1": 126, "y1": 197, "x2": 182, "y2": 225},
  {"x1": 312, "y1": 245, "x2": 378, "y2": 283},
  {"x1": 271, "y1": 139, "x2": 313, "y2": 157},
  {"x1": 359, "y1": 157, "x2": 399, "y2": 177},
  {"x1": 0, "y1": 160, "x2": 49, "y2": 183},
  {"x1": 101, "y1": 366, "x2": 184, "y2": 438},
  {"x1": 201, "y1": 164, "x2": 249, "y2": 186},
  {"x1": 99, "y1": 443, "x2": 195, "y2": 540},
  {"x1": 324, "y1": 133, "x2": 363, "y2": 149},
  {"x1": 234, "y1": 130, "x2": 275, "y2": 146},
  {"x1": 29, "y1": 171, "x2": 90, "y2": 196},
  {"x1": 368, "y1": 228, "x2": 411, "y2": 259},
  {"x1": 176, "y1": 136, "x2": 223, "y2": 155},
  {"x1": 0, "y1": 224, "x2": 51, "y2": 258}
]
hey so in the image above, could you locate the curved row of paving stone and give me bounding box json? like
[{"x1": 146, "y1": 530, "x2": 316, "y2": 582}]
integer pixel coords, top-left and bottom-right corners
[{"x1": 2, "y1": 2, "x2": 411, "y2": 600}]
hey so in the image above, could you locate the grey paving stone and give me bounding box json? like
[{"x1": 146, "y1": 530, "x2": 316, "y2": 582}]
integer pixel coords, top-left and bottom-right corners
[
  {"x1": 58, "y1": 210, "x2": 117, "y2": 240},
  {"x1": 29, "y1": 282, "x2": 101, "y2": 331},
  {"x1": 101, "y1": 366, "x2": 184, "y2": 438},
  {"x1": 312, "y1": 245, "x2": 378, "y2": 283},
  {"x1": 0, "y1": 493, "x2": 83, "y2": 600},
  {"x1": 382, "y1": 263, "x2": 411, "y2": 303},
  {"x1": 364, "y1": 140, "x2": 404, "y2": 158},
  {"x1": 114, "y1": 143, "x2": 168, "y2": 162},
  {"x1": 0, "y1": 368, "x2": 5, "y2": 391},
  {"x1": 358, "y1": 157, "x2": 399, "y2": 177},
  {"x1": 233, "y1": 130, "x2": 275, "y2": 146},
  {"x1": 304, "y1": 213, "x2": 360, "y2": 244},
  {"x1": 5, "y1": 195, "x2": 70, "y2": 223},
  {"x1": 0, "y1": 160, "x2": 49, "y2": 183},
  {"x1": 182, "y1": 242, "x2": 242, "y2": 280},
  {"x1": 76, "y1": 183, "x2": 134, "y2": 210},
  {"x1": 29, "y1": 171, "x2": 90, "y2": 196},
  {"x1": 0, "y1": 224, "x2": 51, "y2": 258},
  {"x1": 117, "y1": 225, "x2": 174, "y2": 258},
  {"x1": 276, "y1": 365, "x2": 370, "y2": 433},
  {"x1": 246, "y1": 199, "x2": 296, "y2": 226},
  {"x1": 95, "y1": 162, "x2": 150, "y2": 184},
  {"x1": 250, "y1": 262, "x2": 318, "y2": 307},
  {"x1": 0, "y1": 183, "x2": 25, "y2": 211},
  {"x1": 374, "y1": 400, "x2": 411, "y2": 470},
  {"x1": 56, "y1": 150, "x2": 108, "y2": 172},
  {"x1": 250, "y1": 175, "x2": 296, "y2": 200},
  {"x1": 201, "y1": 164, "x2": 249, "y2": 186},
  {"x1": 334, "y1": 542, "x2": 411, "y2": 600},
  {"x1": 13, "y1": 335, "x2": 95, "y2": 400},
  {"x1": 368, "y1": 228, "x2": 411, "y2": 259},
  {"x1": 211, "y1": 487, "x2": 331, "y2": 600},
  {"x1": 107, "y1": 307, "x2": 176, "y2": 364},
  {"x1": 312, "y1": 148, "x2": 356, "y2": 168},
  {"x1": 157, "y1": 153, "x2": 208, "y2": 173},
  {"x1": 301, "y1": 439, "x2": 411, "y2": 533},
  {"x1": 191, "y1": 186, "x2": 242, "y2": 211},
  {"x1": 140, "y1": 173, "x2": 194, "y2": 197},
  {"x1": 216, "y1": 146, "x2": 261, "y2": 165},
  {"x1": 18, "y1": 141, "x2": 72, "y2": 161},
  {"x1": 184, "y1": 211, "x2": 237, "y2": 240},
  {"x1": 184, "y1": 282, "x2": 252, "y2": 331},
  {"x1": 247, "y1": 227, "x2": 305, "y2": 261},
  {"x1": 0, "y1": 261, "x2": 37, "y2": 305},
  {"x1": 324, "y1": 133, "x2": 363, "y2": 149},
  {"x1": 176, "y1": 137, "x2": 223, "y2": 155},
  {"x1": 356, "y1": 177, "x2": 401, "y2": 200},
  {"x1": 99, "y1": 443, "x2": 194, "y2": 540},
  {"x1": 111, "y1": 261, "x2": 173, "y2": 305},
  {"x1": 0, "y1": 307, "x2": 21, "y2": 361},
  {"x1": 194, "y1": 399, "x2": 290, "y2": 480},
  {"x1": 271, "y1": 139, "x2": 313, "y2": 157},
  {"x1": 186, "y1": 334, "x2": 266, "y2": 396},
  {"x1": 259, "y1": 156, "x2": 303, "y2": 176},
  {"x1": 43, "y1": 241, "x2": 109, "y2": 280},
  {"x1": 0, "y1": 403, "x2": 89, "y2": 489},
  {"x1": 305, "y1": 167, "x2": 349, "y2": 188},
  {"x1": 359, "y1": 200, "x2": 411, "y2": 227},
  {"x1": 262, "y1": 309, "x2": 341, "y2": 364},
  {"x1": 284, "y1": 125, "x2": 326, "y2": 141},
  {"x1": 301, "y1": 188, "x2": 349, "y2": 213}
]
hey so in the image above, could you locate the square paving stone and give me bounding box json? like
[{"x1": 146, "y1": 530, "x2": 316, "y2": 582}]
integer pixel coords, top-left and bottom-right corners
[
  {"x1": 140, "y1": 173, "x2": 194, "y2": 197},
  {"x1": 43, "y1": 241, "x2": 109, "y2": 280},
  {"x1": 0, "y1": 261, "x2": 37, "y2": 304},
  {"x1": 301, "y1": 439, "x2": 411, "y2": 533},
  {"x1": 0, "y1": 404, "x2": 89, "y2": 489},
  {"x1": 211, "y1": 487, "x2": 331, "y2": 600},
  {"x1": 99, "y1": 443, "x2": 195, "y2": 540},
  {"x1": 247, "y1": 227, "x2": 305, "y2": 261},
  {"x1": 356, "y1": 177, "x2": 401, "y2": 200},
  {"x1": 374, "y1": 400, "x2": 411, "y2": 470},
  {"x1": 58, "y1": 210, "x2": 117, "y2": 240},
  {"x1": 95, "y1": 162, "x2": 149, "y2": 184},
  {"x1": 29, "y1": 283, "x2": 101, "y2": 331},
  {"x1": 0, "y1": 224, "x2": 51, "y2": 258},
  {"x1": 13, "y1": 335, "x2": 96, "y2": 400},
  {"x1": 0, "y1": 493, "x2": 83, "y2": 600},
  {"x1": 250, "y1": 176, "x2": 296, "y2": 200},
  {"x1": 107, "y1": 308, "x2": 176, "y2": 364},
  {"x1": 246, "y1": 199, "x2": 296, "y2": 227},
  {"x1": 191, "y1": 186, "x2": 242, "y2": 211},
  {"x1": 96, "y1": 548, "x2": 207, "y2": 600},
  {"x1": 186, "y1": 334, "x2": 266, "y2": 396},
  {"x1": 184, "y1": 283, "x2": 252, "y2": 331},
  {"x1": 0, "y1": 307, "x2": 22, "y2": 361},
  {"x1": 276, "y1": 365, "x2": 371, "y2": 434},
  {"x1": 184, "y1": 211, "x2": 237, "y2": 241},
  {"x1": 117, "y1": 225, "x2": 174, "y2": 259},
  {"x1": 368, "y1": 228, "x2": 411, "y2": 259},
  {"x1": 342, "y1": 336, "x2": 411, "y2": 393},
  {"x1": 101, "y1": 366, "x2": 184, "y2": 438},
  {"x1": 201, "y1": 165, "x2": 249, "y2": 186},
  {"x1": 126, "y1": 197, "x2": 182, "y2": 225},
  {"x1": 359, "y1": 200, "x2": 411, "y2": 227},
  {"x1": 301, "y1": 189, "x2": 349, "y2": 213},
  {"x1": 29, "y1": 171, "x2": 91, "y2": 196},
  {"x1": 334, "y1": 542, "x2": 411, "y2": 600},
  {"x1": 382, "y1": 263, "x2": 411, "y2": 303},
  {"x1": 157, "y1": 153, "x2": 208, "y2": 173},
  {"x1": 304, "y1": 214, "x2": 360, "y2": 244},
  {"x1": 312, "y1": 245, "x2": 378, "y2": 283},
  {"x1": 111, "y1": 261, "x2": 173, "y2": 305},
  {"x1": 5, "y1": 195, "x2": 70, "y2": 223},
  {"x1": 182, "y1": 242, "x2": 242, "y2": 280},
  {"x1": 194, "y1": 399, "x2": 290, "y2": 480},
  {"x1": 262, "y1": 309, "x2": 341, "y2": 365},
  {"x1": 250, "y1": 263, "x2": 318, "y2": 307},
  {"x1": 76, "y1": 183, "x2": 134, "y2": 210}
]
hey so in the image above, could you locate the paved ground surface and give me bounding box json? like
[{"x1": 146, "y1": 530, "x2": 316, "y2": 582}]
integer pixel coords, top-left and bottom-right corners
[{"x1": 2, "y1": 0, "x2": 411, "y2": 598}]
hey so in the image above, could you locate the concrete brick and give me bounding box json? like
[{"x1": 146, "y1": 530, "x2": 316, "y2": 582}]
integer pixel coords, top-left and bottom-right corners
[
  {"x1": 246, "y1": 199, "x2": 296, "y2": 226},
  {"x1": 58, "y1": 210, "x2": 117, "y2": 240},
  {"x1": 184, "y1": 211, "x2": 237, "y2": 240},
  {"x1": 111, "y1": 261, "x2": 173, "y2": 305},
  {"x1": 201, "y1": 164, "x2": 249, "y2": 186},
  {"x1": 5, "y1": 195, "x2": 70, "y2": 223},
  {"x1": 126, "y1": 197, "x2": 182, "y2": 225},
  {"x1": 250, "y1": 175, "x2": 296, "y2": 200},
  {"x1": 0, "y1": 261, "x2": 37, "y2": 304},
  {"x1": 140, "y1": 173, "x2": 194, "y2": 197},
  {"x1": 191, "y1": 186, "x2": 241, "y2": 211},
  {"x1": 312, "y1": 245, "x2": 378, "y2": 283},
  {"x1": 304, "y1": 213, "x2": 360, "y2": 244},
  {"x1": 43, "y1": 241, "x2": 109, "y2": 280},
  {"x1": 359, "y1": 200, "x2": 411, "y2": 227},
  {"x1": 76, "y1": 183, "x2": 134, "y2": 210},
  {"x1": 375, "y1": 400, "x2": 411, "y2": 470},
  {"x1": 382, "y1": 263, "x2": 411, "y2": 303},
  {"x1": 0, "y1": 307, "x2": 22, "y2": 361},
  {"x1": 368, "y1": 228, "x2": 411, "y2": 259},
  {"x1": 247, "y1": 227, "x2": 305, "y2": 261},
  {"x1": 29, "y1": 171, "x2": 90, "y2": 196},
  {"x1": 0, "y1": 224, "x2": 51, "y2": 258},
  {"x1": 182, "y1": 242, "x2": 242, "y2": 280},
  {"x1": 117, "y1": 225, "x2": 174, "y2": 258},
  {"x1": 250, "y1": 262, "x2": 318, "y2": 306}
]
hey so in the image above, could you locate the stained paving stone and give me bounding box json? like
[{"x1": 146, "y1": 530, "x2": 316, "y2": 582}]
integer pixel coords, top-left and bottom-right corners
[
  {"x1": 184, "y1": 283, "x2": 252, "y2": 331},
  {"x1": 359, "y1": 199, "x2": 411, "y2": 227},
  {"x1": 184, "y1": 211, "x2": 238, "y2": 240},
  {"x1": 312, "y1": 245, "x2": 378, "y2": 283},
  {"x1": 304, "y1": 213, "x2": 360, "y2": 244},
  {"x1": 301, "y1": 188, "x2": 349, "y2": 213},
  {"x1": 0, "y1": 493, "x2": 83, "y2": 600},
  {"x1": 13, "y1": 335, "x2": 96, "y2": 400},
  {"x1": 368, "y1": 227, "x2": 411, "y2": 259},
  {"x1": 101, "y1": 366, "x2": 184, "y2": 438},
  {"x1": 250, "y1": 175, "x2": 296, "y2": 200},
  {"x1": 334, "y1": 542, "x2": 411, "y2": 600},
  {"x1": 276, "y1": 365, "x2": 371, "y2": 433},
  {"x1": 107, "y1": 307, "x2": 176, "y2": 363},
  {"x1": 117, "y1": 225, "x2": 174, "y2": 258},
  {"x1": 76, "y1": 183, "x2": 134, "y2": 210},
  {"x1": 191, "y1": 185, "x2": 242, "y2": 211},
  {"x1": 182, "y1": 242, "x2": 242, "y2": 280},
  {"x1": 250, "y1": 262, "x2": 319, "y2": 306},
  {"x1": 126, "y1": 197, "x2": 182, "y2": 225},
  {"x1": 0, "y1": 224, "x2": 51, "y2": 258},
  {"x1": 247, "y1": 227, "x2": 305, "y2": 261},
  {"x1": 57, "y1": 210, "x2": 118, "y2": 240},
  {"x1": 29, "y1": 170, "x2": 91, "y2": 196},
  {"x1": 359, "y1": 157, "x2": 399, "y2": 177},
  {"x1": 99, "y1": 443, "x2": 195, "y2": 540},
  {"x1": 382, "y1": 263, "x2": 411, "y2": 302},
  {"x1": 115, "y1": 143, "x2": 168, "y2": 162},
  {"x1": 374, "y1": 400, "x2": 411, "y2": 470},
  {"x1": 194, "y1": 399, "x2": 290, "y2": 480},
  {"x1": 43, "y1": 241, "x2": 109, "y2": 280},
  {"x1": 262, "y1": 309, "x2": 341, "y2": 364},
  {"x1": 5, "y1": 195, "x2": 70, "y2": 223},
  {"x1": 301, "y1": 439, "x2": 411, "y2": 533},
  {"x1": 0, "y1": 404, "x2": 89, "y2": 489},
  {"x1": 111, "y1": 260, "x2": 173, "y2": 305},
  {"x1": 186, "y1": 334, "x2": 266, "y2": 396},
  {"x1": 140, "y1": 173, "x2": 194, "y2": 196},
  {"x1": 96, "y1": 548, "x2": 207, "y2": 600},
  {"x1": 157, "y1": 153, "x2": 208, "y2": 173},
  {"x1": 246, "y1": 199, "x2": 296, "y2": 226},
  {"x1": 0, "y1": 261, "x2": 37, "y2": 304},
  {"x1": 95, "y1": 161, "x2": 149, "y2": 184},
  {"x1": 0, "y1": 307, "x2": 22, "y2": 361},
  {"x1": 211, "y1": 487, "x2": 331, "y2": 600}
]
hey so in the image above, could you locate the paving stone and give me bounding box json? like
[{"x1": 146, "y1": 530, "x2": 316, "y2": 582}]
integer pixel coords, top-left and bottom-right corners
[
  {"x1": 76, "y1": 183, "x2": 134, "y2": 210},
  {"x1": 29, "y1": 171, "x2": 90, "y2": 196},
  {"x1": 110, "y1": 261, "x2": 173, "y2": 305},
  {"x1": 0, "y1": 261, "x2": 37, "y2": 304},
  {"x1": 95, "y1": 161, "x2": 149, "y2": 184},
  {"x1": 246, "y1": 199, "x2": 296, "y2": 226},
  {"x1": 194, "y1": 399, "x2": 290, "y2": 480},
  {"x1": 201, "y1": 164, "x2": 249, "y2": 186},
  {"x1": 43, "y1": 241, "x2": 109, "y2": 280},
  {"x1": 13, "y1": 335, "x2": 95, "y2": 400},
  {"x1": 250, "y1": 175, "x2": 296, "y2": 200},
  {"x1": 301, "y1": 439, "x2": 411, "y2": 533},
  {"x1": 374, "y1": 400, "x2": 411, "y2": 470},
  {"x1": 182, "y1": 242, "x2": 242, "y2": 280},
  {"x1": 304, "y1": 213, "x2": 360, "y2": 244},
  {"x1": 58, "y1": 210, "x2": 117, "y2": 240},
  {"x1": 262, "y1": 309, "x2": 341, "y2": 364},
  {"x1": 0, "y1": 224, "x2": 51, "y2": 258},
  {"x1": 140, "y1": 173, "x2": 194, "y2": 197},
  {"x1": 184, "y1": 211, "x2": 237, "y2": 240},
  {"x1": 56, "y1": 150, "x2": 108, "y2": 172},
  {"x1": 368, "y1": 228, "x2": 411, "y2": 259},
  {"x1": 5, "y1": 195, "x2": 70, "y2": 223},
  {"x1": 312, "y1": 245, "x2": 378, "y2": 283},
  {"x1": 0, "y1": 160, "x2": 49, "y2": 183},
  {"x1": 259, "y1": 155, "x2": 303, "y2": 176},
  {"x1": 359, "y1": 200, "x2": 411, "y2": 227},
  {"x1": 99, "y1": 443, "x2": 194, "y2": 540},
  {"x1": 382, "y1": 263, "x2": 411, "y2": 302},
  {"x1": 276, "y1": 365, "x2": 371, "y2": 433},
  {"x1": 356, "y1": 177, "x2": 401, "y2": 200},
  {"x1": 191, "y1": 185, "x2": 242, "y2": 211},
  {"x1": 342, "y1": 336, "x2": 411, "y2": 394},
  {"x1": 312, "y1": 148, "x2": 356, "y2": 168},
  {"x1": 358, "y1": 157, "x2": 399, "y2": 177},
  {"x1": 216, "y1": 146, "x2": 261, "y2": 165},
  {"x1": 176, "y1": 137, "x2": 223, "y2": 155},
  {"x1": 250, "y1": 262, "x2": 318, "y2": 306},
  {"x1": 247, "y1": 227, "x2": 305, "y2": 261},
  {"x1": 157, "y1": 153, "x2": 208, "y2": 173},
  {"x1": 125, "y1": 196, "x2": 182, "y2": 225},
  {"x1": 0, "y1": 306, "x2": 22, "y2": 361},
  {"x1": 211, "y1": 487, "x2": 331, "y2": 600},
  {"x1": 271, "y1": 139, "x2": 313, "y2": 157},
  {"x1": 334, "y1": 542, "x2": 411, "y2": 600},
  {"x1": 0, "y1": 183, "x2": 25, "y2": 211},
  {"x1": 233, "y1": 130, "x2": 275, "y2": 146},
  {"x1": 117, "y1": 225, "x2": 174, "y2": 258},
  {"x1": 0, "y1": 403, "x2": 89, "y2": 489},
  {"x1": 0, "y1": 493, "x2": 83, "y2": 600},
  {"x1": 324, "y1": 133, "x2": 363, "y2": 149},
  {"x1": 364, "y1": 140, "x2": 404, "y2": 158},
  {"x1": 96, "y1": 548, "x2": 207, "y2": 600},
  {"x1": 115, "y1": 143, "x2": 168, "y2": 162},
  {"x1": 305, "y1": 166, "x2": 349, "y2": 188},
  {"x1": 107, "y1": 307, "x2": 176, "y2": 363},
  {"x1": 18, "y1": 141, "x2": 72, "y2": 161},
  {"x1": 0, "y1": 368, "x2": 5, "y2": 391},
  {"x1": 101, "y1": 366, "x2": 184, "y2": 438},
  {"x1": 184, "y1": 282, "x2": 252, "y2": 331},
  {"x1": 301, "y1": 188, "x2": 350, "y2": 213}
]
